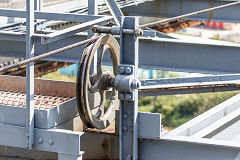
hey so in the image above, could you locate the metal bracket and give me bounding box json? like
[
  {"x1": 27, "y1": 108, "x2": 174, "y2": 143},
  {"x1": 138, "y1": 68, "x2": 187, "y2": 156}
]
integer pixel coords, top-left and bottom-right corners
[
  {"x1": 115, "y1": 65, "x2": 140, "y2": 101},
  {"x1": 92, "y1": 25, "x2": 143, "y2": 37}
]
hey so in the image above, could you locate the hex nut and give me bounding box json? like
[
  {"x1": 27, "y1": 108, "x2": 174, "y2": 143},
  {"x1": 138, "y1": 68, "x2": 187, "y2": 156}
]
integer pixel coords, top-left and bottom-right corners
[
  {"x1": 119, "y1": 93, "x2": 125, "y2": 99},
  {"x1": 48, "y1": 139, "x2": 54, "y2": 145},
  {"x1": 125, "y1": 67, "x2": 132, "y2": 74},
  {"x1": 123, "y1": 126, "x2": 128, "y2": 131},
  {"x1": 38, "y1": 138, "x2": 44, "y2": 144},
  {"x1": 125, "y1": 94, "x2": 132, "y2": 100},
  {"x1": 126, "y1": 155, "x2": 132, "y2": 160},
  {"x1": 119, "y1": 67, "x2": 125, "y2": 74}
]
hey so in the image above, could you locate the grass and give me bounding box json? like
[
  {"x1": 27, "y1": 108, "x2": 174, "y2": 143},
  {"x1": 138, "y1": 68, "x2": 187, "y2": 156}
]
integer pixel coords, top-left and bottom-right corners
[{"x1": 39, "y1": 71, "x2": 76, "y2": 82}]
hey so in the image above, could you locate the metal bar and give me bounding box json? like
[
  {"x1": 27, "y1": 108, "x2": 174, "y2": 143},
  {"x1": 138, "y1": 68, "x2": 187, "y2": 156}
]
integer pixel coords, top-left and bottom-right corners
[
  {"x1": 3, "y1": 33, "x2": 240, "y2": 74},
  {"x1": 122, "y1": 0, "x2": 240, "y2": 23},
  {"x1": 0, "y1": 36, "x2": 100, "y2": 73},
  {"x1": 140, "y1": 74, "x2": 240, "y2": 90},
  {"x1": 35, "y1": 11, "x2": 111, "y2": 22},
  {"x1": 26, "y1": 0, "x2": 35, "y2": 149},
  {"x1": 139, "y1": 136, "x2": 240, "y2": 160},
  {"x1": 34, "y1": 0, "x2": 42, "y2": 11},
  {"x1": 104, "y1": 0, "x2": 123, "y2": 26},
  {"x1": 0, "y1": 123, "x2": 83, "y2": 155},
  {"x1": 0, "y1": 9, "x2": 26, "y2": 18},
  {"x1": 58, "y1": 153, "x2": 83, "y2": 160},
  {"x1": 119, "y1": 17, "x2": 139, "y2": 160},
  {"x1": 191, "y1": 107, "x2": 240, "y2": 139},
  {"x1": 167, "y1": 93, "x2": 240, "y2": 137},
  {"x1": 0, "y1": 8, "x2": 111, "y2": 22},
  {"x1": 140, "y1": 1, "x2": 240, "y2": 28},
  {"x1": 0, "y1": 31, "x2": 25, "y2": 41},
  {"x1": 138, "y1": 85, "x2": 240, "y2": 97},
  {"x1": 137, "y1": 37, "x2": 240, "y2": 74},
  {"x1": 138, "y1": 74, "x2": 240, "y2": 96},
  {"x1": 88, "y1": 0, "x2": 99, "y2": 111},
  {"x1": 35, "y1": 16, "x2": 111, "y2": 44}
]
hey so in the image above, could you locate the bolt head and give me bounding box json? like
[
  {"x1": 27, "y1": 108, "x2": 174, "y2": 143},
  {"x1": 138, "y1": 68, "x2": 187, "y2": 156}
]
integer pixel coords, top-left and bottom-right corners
[
  {"x1": 119, "y1": 67, "x2": 125, "y2": 74},
  {"x1": 137, "y1": 81, "x2": 141, "y2": 88},
  {"x1": 48, "y1": 139, "x2": 54, "y2": 145},
  {"x1": 119, "y1": 93, "x2": 125, "y2": 99},
  {"x1": 125, "y1": 94, "x2": 132, "y2": 100},
  {"x1": 124, "y1": 113, "x2": 128, "y2": 119},
  {"x1": 130, "y1": 126, "x2": 134, "y2": 132},
  {"x1": 131, "y1": 80, "x2": 141, "y2": 89},
  {"x1": 123, "y1": 126, "x2": 128, "y2": 131},
  {"x1": 125, "y1": 67, "x2": 132, "y2": 74},
  {"x1": 126, "y1": 155, "x2": 132, "y2": 160},
  {"x1": 38, "y1": 138, "x2": 44, "y2": 144},
  {"x1": 130, "y1": 114, "x2": 134, "y2": 120}
]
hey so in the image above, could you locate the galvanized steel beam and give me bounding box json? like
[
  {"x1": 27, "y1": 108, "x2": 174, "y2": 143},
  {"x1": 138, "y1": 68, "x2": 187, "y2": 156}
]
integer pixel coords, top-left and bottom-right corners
[
  {"x1": 26, "y1": 0, "x2": 35, "y2": 149},
  {"x1": 122, "y1": 0, "x2": 240, "y2": 23},
  {"x1": 139, "y1": 136, "x2": 240, "y2": 160},
  {"x1": 0, "y1": 8, "x2": 111, "y2": 22},
  {"x1": 0, "y1": 123, "x2": 83, "y2": 156},
  {"x1": 119, "y1": 17, "x2": 139, "y2": 160},
  {"x1": 1, "y1": 34, "x2": 240, "y2": 74},
  {"x1": 167, "y1": 94, "x2": 240, "y2": 137}
]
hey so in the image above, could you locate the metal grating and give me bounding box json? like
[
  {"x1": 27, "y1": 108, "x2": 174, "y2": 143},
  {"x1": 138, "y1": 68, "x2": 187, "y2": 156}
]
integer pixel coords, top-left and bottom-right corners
[{"x1": 0, "y1": 90, "x2": 71, "y2": 110}]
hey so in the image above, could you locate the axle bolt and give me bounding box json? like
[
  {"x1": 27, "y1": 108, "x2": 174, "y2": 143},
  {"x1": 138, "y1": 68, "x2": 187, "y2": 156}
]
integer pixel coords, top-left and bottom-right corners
[
  {"x1": 125, "y1": 94, "x2": 132, "y2": 100},
  {"x1": 126, "y1": 155, "x2": 132, "y2": 160},
  {"x1": 123, "y1": 126, "x2": 128, "y2": 131},
  {"x1": 131, "y1": 80, "x2": 141, "y2": 89},
  {"x1": 48, "y1": 139, "x2": 54, "y2": 145},
  {"x1": 119, "y1": 67, "x2": 125, "y2": 74},
  {"x1": 125, "y1": 67, "x2": 132, "y2": 74},
  {"x1": 38, "y1": 138, "x2": 44, "y2": 144},
  {"x1": 119, "y1": 93, "x2": 125, "y2": 99}
]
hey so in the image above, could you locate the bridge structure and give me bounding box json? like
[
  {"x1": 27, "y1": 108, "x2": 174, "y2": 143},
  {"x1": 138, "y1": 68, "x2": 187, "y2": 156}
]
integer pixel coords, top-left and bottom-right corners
[{"x1": 0, "y1": 0, "x2": 240, "y2": 159}]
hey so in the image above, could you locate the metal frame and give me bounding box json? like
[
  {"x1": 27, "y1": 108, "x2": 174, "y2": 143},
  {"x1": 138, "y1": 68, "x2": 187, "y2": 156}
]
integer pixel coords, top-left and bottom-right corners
[
  {"x1": 0, "y1": 0, "x2": 240, "y2": 160},
  {"x1": 119, "y1": 17, "x2": 139, "y2": 160}
]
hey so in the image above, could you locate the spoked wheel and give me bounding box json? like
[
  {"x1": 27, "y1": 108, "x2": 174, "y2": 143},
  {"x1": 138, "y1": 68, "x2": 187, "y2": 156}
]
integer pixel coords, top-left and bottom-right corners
[{"x1": 76, "y1": 35, "x2": 120, "y2": 129}]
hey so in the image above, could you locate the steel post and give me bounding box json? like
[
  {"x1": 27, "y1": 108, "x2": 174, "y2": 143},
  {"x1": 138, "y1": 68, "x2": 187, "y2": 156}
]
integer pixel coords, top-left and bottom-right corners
[
  {"x1": 87, "y1": 0, "x2": 101, "y2": 110},
  {"x1": 26, "y1": 0, "x2": 35, "y2": 149},
  {"x1": 119, "y1": 16, "x2": 139, "y2": 160}
]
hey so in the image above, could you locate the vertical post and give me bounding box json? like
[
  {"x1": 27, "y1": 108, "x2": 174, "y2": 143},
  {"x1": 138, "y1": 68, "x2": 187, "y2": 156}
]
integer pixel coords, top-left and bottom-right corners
[
  {"x1": 88, "y1": 0, "x2": 98, "y2": 71},
  {"x1": 34, "y1": 0, "x2": 42, "y2": 11},
  {"x1": 26, "y1": 0, "x2": 35, "y2": 149},
  {"x1": 88, "y1": 0, "x2": 98, "y2": 16},
  {"x1": 88, "y1": 0, "x2": 100, "y2": 109},
  {"x1": 120, "y1": 17, "x2": 139, "y2": 160}
]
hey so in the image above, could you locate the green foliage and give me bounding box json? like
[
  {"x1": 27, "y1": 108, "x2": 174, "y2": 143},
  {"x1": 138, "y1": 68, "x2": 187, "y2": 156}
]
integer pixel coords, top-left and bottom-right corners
[
  {"x1": 40, "y1": 71, "x2": 76, "y2": 82},
  {"x1": 139, "y1": 91, "x2": 239, "y2": 128},
  {"x1": 41, "y1": 70, "x2": 239, "y2": 129}
]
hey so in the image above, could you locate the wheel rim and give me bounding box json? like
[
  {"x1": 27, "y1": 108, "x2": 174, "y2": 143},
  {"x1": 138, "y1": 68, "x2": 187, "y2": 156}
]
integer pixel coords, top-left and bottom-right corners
[{"x1": 76, "y1": 35, "x2": 120, "y2": 129}]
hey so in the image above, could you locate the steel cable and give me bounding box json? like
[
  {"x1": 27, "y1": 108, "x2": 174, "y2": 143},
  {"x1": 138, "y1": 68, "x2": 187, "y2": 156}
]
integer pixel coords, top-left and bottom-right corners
[
  {"x1": 0, "y1": 35, "x2": 100, "y2": 73},
  {"x1": 140, "y1": 1, "x2": 240, "y2": 29}
]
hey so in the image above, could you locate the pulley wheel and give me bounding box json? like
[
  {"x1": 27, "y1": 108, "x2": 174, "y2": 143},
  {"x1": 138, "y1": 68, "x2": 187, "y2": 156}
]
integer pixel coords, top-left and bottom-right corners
[{"x1": 76, "y1": 35, "x2": 120, "y2": 129}]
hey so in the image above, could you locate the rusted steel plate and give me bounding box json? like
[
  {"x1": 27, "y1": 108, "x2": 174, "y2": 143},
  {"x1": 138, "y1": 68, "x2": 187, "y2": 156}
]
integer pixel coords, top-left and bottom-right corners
[{"x1": 149, "y1": 20, "x2": 205, "y2": 34}]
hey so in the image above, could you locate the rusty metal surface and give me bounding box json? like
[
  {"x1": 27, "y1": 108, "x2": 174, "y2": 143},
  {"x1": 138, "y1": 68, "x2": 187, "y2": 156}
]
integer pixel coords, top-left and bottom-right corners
[
  {"x1": 0, "y1": 75, "x2": 76, "y2": 97},
  {"x1": 1, "y1": 61, "x2": 72, "y2": 78},
  {"x1": 0, "y1": 36, "x2": 100, "y2": 73},
  {"x1": 81, "y1": 132, "x2": 119, "y2": 160},
  {"x1": 139, "y1": 83, "x2": 238, "y2": 92},
  {"x1": 0, "y1": 75, "x2": 76, "y2": 110},
  {"x1": 0, "y1": 90, "x2": 71, "y2": 110},
  {"x1": 149, "y1": 20, "x2": 205, "y2": 34}
]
